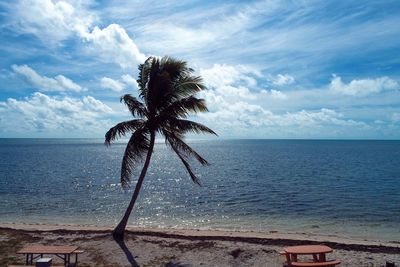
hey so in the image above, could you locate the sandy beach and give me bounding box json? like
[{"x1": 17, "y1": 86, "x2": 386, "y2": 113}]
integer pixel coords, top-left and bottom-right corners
[{"x1": 1, "y1": 223, "x2": 399, "y2": 267}]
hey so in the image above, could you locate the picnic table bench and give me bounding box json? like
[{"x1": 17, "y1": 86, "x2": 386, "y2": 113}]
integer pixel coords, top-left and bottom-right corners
[
  {"x1": 16, "y1": 245, "x2": 84, "y2": 266},
  {"x1": 290, "y1": 261, "x2": 341, "y2": 267},
  {"x1": 9, "y1": 265, "x2": 65, "y2": 267},
  {"x1": 282, "y1": 245, "x2": 341, "y2": 267}
]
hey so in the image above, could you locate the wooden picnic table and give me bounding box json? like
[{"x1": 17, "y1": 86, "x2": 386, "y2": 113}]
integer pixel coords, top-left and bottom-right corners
[
  {"x1": 16, "y1": 245, "x2": 82, "y2": 266},
  {"x1": 282, "y1": 245, "x2": 341, "y2": 266}
]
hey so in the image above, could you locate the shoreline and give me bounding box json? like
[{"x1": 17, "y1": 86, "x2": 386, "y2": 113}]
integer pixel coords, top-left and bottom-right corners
[{"x1": 1, "y1": 222, "x2": 399, "y2": 251}]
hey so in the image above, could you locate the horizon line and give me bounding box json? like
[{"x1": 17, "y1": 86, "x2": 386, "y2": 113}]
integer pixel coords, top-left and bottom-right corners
[{"x1": 0, "y1": 137, "x2": 399, "y2": 141}]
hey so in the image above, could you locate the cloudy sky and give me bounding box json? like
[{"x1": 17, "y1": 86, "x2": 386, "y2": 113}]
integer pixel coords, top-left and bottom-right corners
[{"x1": 0, "y1": 0, "x2": 399, "y2": 139}]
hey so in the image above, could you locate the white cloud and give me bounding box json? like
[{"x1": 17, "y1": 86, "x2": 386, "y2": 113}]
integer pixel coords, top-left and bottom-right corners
[
  {"x1": 270, "y1": 89, "x2": 288, "y2": 99},
  {"x1": 82, "y1": 96, "x2": 113, "y2": 113},
  {"x1": 198, "y1": 99, "x2": 366, "y2": 138},
  {"x1": 133, "y1": 1, "x2": 279, "y2": 57},
  {"x1": 53, "y1": 75, "x2": 83, "y2": 92},
  {"x1": 141, "y1": 23, "x2": 216, "y2": 52},
  {"x1": 100, "y1": 74, "x2": 139, "y2": 92},
  {"x1": 121, "y1": 74, "x2": 138, "y2": 89},
  {"x1": 12, "y1": 0, "x2": 94, "y2": 43},
  {"x1": 81, "y1": 24, "x2": 146, "y2": 69},
  {"x1": 200, "y1": 101, "x2": 361, "y2": 128},
  {"x1": 271, "y1": 74, "x2": 295, "y2": 86},
  {"x1": 13, "y1": 0, "x2": 146, "y2": 69},
  {"x1": 392, "y1": 113, "x2": 400, "y2": 123},
  {"x1": 12, "y1": 64, "x2": 84, "y2": 92},
  {"x1": 216, "y1": 85, "x2": 257, "y2": 100},
  {"x1": 0, "y1": 92, "x2": 112, "y2": 136},
  {"x1": 200, "y1": 64, "x2": 260, "y2": 88},
  {"x1": 100, "y1": 77, "x2": 125, "y2": 92},
  {"x1": 197, "y1": 74, "x2": 367, "y2": 138},
  {"x1": 281, "y1": 108, "x2": 363, "y2": 127},
  {"x1": 135, "y1": 8, "x2": 250, "y2": 55},
  {"x1": 199, "y1": 64, "x2": 291, "y2": 105},
  {"x1": 330, "y1": 75, "x2": 398, "y2": 96}
]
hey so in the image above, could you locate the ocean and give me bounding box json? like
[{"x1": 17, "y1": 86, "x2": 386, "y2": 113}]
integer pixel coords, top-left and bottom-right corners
[{"x1": 0, "y1": 139, "x2": 399, "y2": 242}]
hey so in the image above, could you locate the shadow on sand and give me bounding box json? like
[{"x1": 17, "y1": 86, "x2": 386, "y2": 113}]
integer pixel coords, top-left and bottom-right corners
[
  {"x1": 113, "y1": 236, "x2": 140, "y2": 267},
  {"x1": 113, "y1": 236, "x2": 190, "y2": 267}
]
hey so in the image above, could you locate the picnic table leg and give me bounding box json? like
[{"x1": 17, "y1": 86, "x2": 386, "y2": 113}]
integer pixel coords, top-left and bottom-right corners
[
  {"x1": 64, "y1": 253, "x2": 68, "y2": 267},
  {"x1": 285, "y1": 253, "x2": 291, "y2": 266},
  {"x1": 313, "y1": 253, "x2": 318, "y2": 262},
  {"x1": 319, "y1": 253, "x2": 326, "y2": 262},
  {"x1": 25, "y1": 254, "x2": 28, "y2": 265}
]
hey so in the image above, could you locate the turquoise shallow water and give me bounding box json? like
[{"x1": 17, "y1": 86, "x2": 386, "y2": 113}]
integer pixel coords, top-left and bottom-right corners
[{"x1": 0, "y1": 139, "x2": 399, "y2": 241}]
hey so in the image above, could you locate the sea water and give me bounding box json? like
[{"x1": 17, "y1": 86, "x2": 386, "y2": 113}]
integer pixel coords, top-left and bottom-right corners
[{"x1": 0, "y1": 139, "x2": 399, "y2": 242}]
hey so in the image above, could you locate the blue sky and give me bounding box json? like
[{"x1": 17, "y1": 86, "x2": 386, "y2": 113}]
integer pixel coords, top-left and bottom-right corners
[{"x1": 0, "y1": 0, "x2": 400, "y2": 138}]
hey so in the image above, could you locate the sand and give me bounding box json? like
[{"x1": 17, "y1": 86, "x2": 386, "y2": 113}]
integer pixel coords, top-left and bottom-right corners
[{"x1": 1, "y1": 223, "x2": 399, "y2": 267}]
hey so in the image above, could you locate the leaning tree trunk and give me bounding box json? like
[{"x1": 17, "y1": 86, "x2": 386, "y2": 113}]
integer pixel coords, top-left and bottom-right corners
[{"x1": 113, "y1": 132, "x2": 155, "y2": 239}]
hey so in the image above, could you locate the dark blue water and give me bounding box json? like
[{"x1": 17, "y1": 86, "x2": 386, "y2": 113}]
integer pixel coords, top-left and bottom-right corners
[{"x1": 0, "y1": 139, "x2": 399, "y2": 241}]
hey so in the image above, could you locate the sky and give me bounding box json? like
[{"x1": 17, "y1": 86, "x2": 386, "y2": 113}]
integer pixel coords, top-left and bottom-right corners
[{"x1": 0, "y1": 0, "x2": 400, "y2": 139}]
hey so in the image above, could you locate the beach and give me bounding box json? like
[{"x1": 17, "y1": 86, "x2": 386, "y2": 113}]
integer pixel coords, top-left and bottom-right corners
[{"x1": 1, "y1": 223, "x2": 399, "y2": 267}]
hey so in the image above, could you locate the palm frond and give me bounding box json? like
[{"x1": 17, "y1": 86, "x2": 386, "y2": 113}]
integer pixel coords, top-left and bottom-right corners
[
  {"x1": 148, "y1": 68, "x2": 174, "y2": 112},
  {"x1": 159, "y1": 96, "x2": 208, "y2": 118},
  {"x1": 120, "y1": 94, "x2": 148, "y2": 118},
  {"x1": 120, "y1": 128, "x2": 150, "y2": 188},
  {"x1": 105, "y1": 119, "x2": 144, "y2": 146},
  {"x1": 166, "y1": 119, "x2": 217, "y2": 136},
  {"x1": 164, "y1": 135, "x2": 202, "y2": 186},
  {"x1": 176, "y1": 151, "x2": 202, "y2": 186},
  {"x1": 137, "y1": 57, "x2": 154, "y2": 102},
  {"x1": 143, "y1": 56, "x2": 205, "y2": 113},
  {"x1": 163, "y1": 130, "x2": 209, "y2": 166},
  {"x1": 160, "y1": 56, "x2": 190, "y2": 80},
  {"x1": 173, "y1": 76, "x2": 206, "y2": 99},
  {"x1": 146, "y1": 58, "x2": 164, "y2": 112}
]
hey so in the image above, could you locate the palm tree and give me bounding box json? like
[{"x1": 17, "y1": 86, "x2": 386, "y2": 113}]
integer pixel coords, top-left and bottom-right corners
[{"x1": 105, "y1": 56, "x2": 217, "y2": 239}]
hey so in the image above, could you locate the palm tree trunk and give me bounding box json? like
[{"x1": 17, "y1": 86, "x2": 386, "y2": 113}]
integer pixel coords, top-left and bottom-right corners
[{"x1": 113, "y1": 131, "x2": 155, "y2": 239}]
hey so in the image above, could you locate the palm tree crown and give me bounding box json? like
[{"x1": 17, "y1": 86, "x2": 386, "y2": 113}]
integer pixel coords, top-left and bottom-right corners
[{"x1": 105, "y1": 56, "x2": 216, "y2": 187}]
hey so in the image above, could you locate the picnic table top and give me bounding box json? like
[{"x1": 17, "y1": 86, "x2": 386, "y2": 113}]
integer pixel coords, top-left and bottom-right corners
[
  {"x1": 17, "y1": 245, "x2": 79, "y2": 254},
  {"x1": 9, "y1": 265, "x2": 65, "y2": 267},
  {"x1": 283, "y1": 245, "x2": 333, "y2": 254}
]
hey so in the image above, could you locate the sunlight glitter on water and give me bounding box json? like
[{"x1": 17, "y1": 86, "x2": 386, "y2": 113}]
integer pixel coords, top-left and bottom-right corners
[{"x1": 0, "y1": 139, "x2": 399, "y2": 242}]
